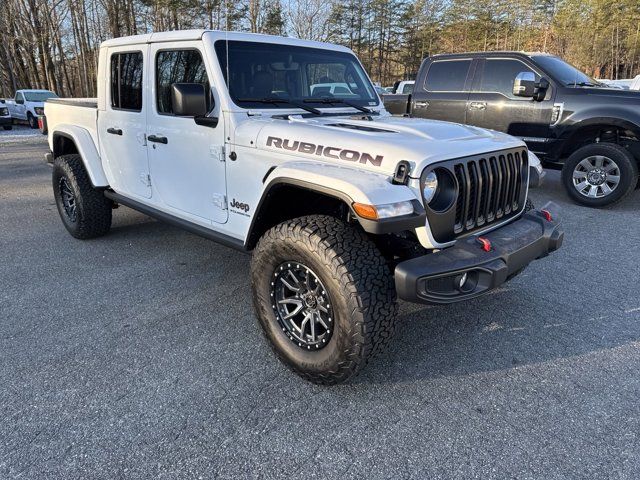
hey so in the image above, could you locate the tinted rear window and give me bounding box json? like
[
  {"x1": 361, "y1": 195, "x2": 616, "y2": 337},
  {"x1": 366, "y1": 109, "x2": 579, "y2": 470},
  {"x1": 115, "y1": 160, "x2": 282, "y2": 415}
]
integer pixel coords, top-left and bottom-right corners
[
  {"x1": 425, "y1": 60, "x2": 471, "y2": 92},
  {"x1": 110, "y1": 52, "x2": 143, "y2": 111}
]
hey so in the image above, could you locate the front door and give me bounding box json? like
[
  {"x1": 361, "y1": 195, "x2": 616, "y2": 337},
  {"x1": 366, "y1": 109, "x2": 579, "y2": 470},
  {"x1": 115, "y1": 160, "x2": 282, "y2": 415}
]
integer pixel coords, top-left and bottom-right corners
[
  {"x1": 14, "y1": 92, "x2": 26, "y2": 120},
  {"x1": 465, "y1": 58, "x2": 555, "y2": 154},
  {"x1": 412, "y1": 58, "x2": 474, "y2": 123},
  {"x1": 146, "y1": 43, "x2": 227, "y2": 224},
  {"x1": 98, "y1": 46, "x2": 151, "y2": 199}
]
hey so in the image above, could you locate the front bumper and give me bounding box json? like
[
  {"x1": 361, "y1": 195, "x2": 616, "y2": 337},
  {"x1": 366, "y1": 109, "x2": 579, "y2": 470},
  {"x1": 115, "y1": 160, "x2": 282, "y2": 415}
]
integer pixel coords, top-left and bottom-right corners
[
  {"x1": 0, "y1": 116, "x2": 11, "y2": 126},
  {"x1": 395, "y1": 202, "x2": 563, "y2": 304}
]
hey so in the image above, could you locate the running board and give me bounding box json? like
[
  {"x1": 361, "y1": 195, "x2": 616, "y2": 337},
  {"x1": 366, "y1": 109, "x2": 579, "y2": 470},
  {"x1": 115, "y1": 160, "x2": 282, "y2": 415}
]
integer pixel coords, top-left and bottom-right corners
[{"x1": 104, "y1": 191, "x2": 247, "y2": 252}]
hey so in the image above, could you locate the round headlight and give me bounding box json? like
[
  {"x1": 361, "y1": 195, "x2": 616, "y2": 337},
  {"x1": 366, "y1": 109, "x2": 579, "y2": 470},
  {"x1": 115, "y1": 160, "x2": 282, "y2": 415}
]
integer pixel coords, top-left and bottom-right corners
[{"x1": 422, "y1": 171, "x2": 438, "y2": 203}]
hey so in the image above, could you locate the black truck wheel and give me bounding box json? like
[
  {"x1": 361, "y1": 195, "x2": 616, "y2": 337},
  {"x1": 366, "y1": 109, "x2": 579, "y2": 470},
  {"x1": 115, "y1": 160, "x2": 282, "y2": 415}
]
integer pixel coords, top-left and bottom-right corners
[
  {"x1": 27, "y1": 112, "x2": 37, "y2": 129},
  {"x1": 53, "y1": 154, "x2": 112, "y2": 239},
  {"x1": 561, "y1": 143, "x2": 638, "y2": 207},
  {"x1": 2, "y1": 125, "x2": 11, "y2": 131},
  {"x1": 251, "y1": 215, "x2": 398, "y2": 385}
]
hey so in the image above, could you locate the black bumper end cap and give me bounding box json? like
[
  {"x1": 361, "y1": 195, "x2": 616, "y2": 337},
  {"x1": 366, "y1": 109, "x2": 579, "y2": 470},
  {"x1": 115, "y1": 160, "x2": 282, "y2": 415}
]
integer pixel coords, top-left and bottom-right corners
[{"x1": 395, "y1": 205, "x2": 563, "y2": 305}]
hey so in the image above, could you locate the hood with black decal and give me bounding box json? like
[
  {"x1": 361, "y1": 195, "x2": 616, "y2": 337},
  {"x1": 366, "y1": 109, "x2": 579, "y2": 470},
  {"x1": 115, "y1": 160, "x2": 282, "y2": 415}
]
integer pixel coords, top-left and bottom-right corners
[{"x1": 233, "y1": 113, "x2": 527, "y2": 176}]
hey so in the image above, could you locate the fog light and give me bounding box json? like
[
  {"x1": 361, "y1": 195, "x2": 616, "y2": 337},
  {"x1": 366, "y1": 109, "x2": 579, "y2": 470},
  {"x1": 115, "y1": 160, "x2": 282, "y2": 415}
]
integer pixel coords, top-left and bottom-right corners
[{"x1": 457, "y1": 272, "x2": 468, "y2": 289}]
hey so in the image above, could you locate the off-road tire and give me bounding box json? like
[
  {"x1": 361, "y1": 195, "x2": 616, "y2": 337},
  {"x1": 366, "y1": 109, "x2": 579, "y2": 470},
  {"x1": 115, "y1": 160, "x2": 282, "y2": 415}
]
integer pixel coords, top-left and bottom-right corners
[
  {"x1": 2, "y1": 125, "x2": 11, "y2": 131},
  {"x1": 561, "y1": 142, "x2": 638, "y2": 207},
  {"x1": 27, "y1": 112, "x2": 37, "y2": 129},
  {"x1": 52, "y1": 154, "x2": 112, "y2": 239},
  {"x1": 251, "y1": 215, "x2": 398, "y2": 385}
]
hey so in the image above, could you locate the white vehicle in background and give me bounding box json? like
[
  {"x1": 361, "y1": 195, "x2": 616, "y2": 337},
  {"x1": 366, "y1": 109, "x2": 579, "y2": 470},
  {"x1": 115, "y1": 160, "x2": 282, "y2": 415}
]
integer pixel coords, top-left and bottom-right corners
[
  {"x1": 310, "y1": 82, "x2": 356, "y2": 97},
  {"x1": 43, "y1": 30, "x2": 563, "y2": 384},
  {"x1": 0, "y1": 100, "x2": 11, "y2": 130},
  {"x1": 391, "y1": 80, "x2": 415, "y2": 94},
  {"x1": 6, "y1": 89, "x2": 58, "y2": 128},
  {"x1": 630, "y1": 75, "x2": 640, "y2": 91}
]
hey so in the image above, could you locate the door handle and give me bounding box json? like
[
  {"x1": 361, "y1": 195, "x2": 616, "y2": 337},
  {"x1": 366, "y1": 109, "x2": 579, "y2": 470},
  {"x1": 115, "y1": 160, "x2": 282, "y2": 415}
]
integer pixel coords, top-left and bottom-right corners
[
  {"x1": 414, "y1": 101, "x2": 429, "y2": 109},
  {"x1": 147, "y1": 135, "x2": 168, "y2": 144},
  {"x1": 107, "y1": 127, "x2": 122, "y2": 135},
  {"x1": 469, "y1": 102, "x2": 487, "y2": 111}
]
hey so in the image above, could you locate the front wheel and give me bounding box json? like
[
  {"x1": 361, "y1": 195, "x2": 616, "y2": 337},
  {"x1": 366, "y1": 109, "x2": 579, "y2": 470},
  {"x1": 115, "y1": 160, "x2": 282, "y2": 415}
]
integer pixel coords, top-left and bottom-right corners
[
  {"x1": 27, "y1": 113, "x2": 37, "y2": 129},
  {"x1": 251, "y1": 215, "x2": 398, "y2": 385},
  {"x1": 561, "y1": 143, "x2": 638, "y2": 207}
]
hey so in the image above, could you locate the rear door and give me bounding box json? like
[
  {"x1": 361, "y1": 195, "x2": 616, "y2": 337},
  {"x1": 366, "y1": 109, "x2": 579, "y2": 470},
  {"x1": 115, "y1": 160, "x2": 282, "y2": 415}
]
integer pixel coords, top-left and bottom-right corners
[
  {"x1": 465, "y1": 57, "x2": 555, "y2": 152},
  {"x1": 98, "y1": 46, "x2": 151, "y2": 199},
  {"x1": 146, "y1": 42, "x2": 227, "y2": 224},
  {"x1": 411, "y1": 58, "x2": 473, "y2": 123}
]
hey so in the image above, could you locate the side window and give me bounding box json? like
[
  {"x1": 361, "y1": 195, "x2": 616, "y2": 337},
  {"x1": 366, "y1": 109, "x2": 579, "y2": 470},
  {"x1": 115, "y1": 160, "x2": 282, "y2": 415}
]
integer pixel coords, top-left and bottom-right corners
[
  {"x1": 110, "y1": 52, "x2": 143, "y2": 111},
  {"x1": 478, "y1": 59, "x2": 540, "y2": 97},
  {"x1": 425, "y1": 60, "x2": 471, "y2": 92},
  {"x1": 402, "y1": 83, "x2": 414, "y2": 94},
  {"x1": 16, "y1": 93, "x2": 24, "y2": 103},
  {"x1": 156, "y1": 49, "x2": 211, "y2": 115}
]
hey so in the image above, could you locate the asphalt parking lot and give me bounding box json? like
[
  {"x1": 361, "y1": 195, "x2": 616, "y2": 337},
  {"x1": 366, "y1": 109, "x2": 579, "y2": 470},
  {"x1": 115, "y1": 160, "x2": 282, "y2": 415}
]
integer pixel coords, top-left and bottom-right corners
[{"x1": 1, "y1": 127, "x2": 639, "y2": 479}]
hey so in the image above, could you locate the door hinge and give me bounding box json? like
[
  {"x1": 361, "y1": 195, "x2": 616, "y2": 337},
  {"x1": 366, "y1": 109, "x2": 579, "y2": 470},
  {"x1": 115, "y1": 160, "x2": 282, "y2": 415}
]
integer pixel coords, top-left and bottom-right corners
[
  {"x1": 213, "y1": 193, "x2": 227, "y2": 210},
  {"x1": 140, "y1": 173, "x2": 151, "y2": 187},
  {"x1": 211, "y1": 145, "x2": 226, "y2": 162}
]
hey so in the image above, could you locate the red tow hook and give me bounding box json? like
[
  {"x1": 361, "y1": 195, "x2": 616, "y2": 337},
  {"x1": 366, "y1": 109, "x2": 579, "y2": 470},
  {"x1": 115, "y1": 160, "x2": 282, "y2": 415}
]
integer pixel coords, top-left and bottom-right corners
[
  {"x1": 477, "y1": 237, "x2": 492, "y2": 252},
  {"x1": 541, "y1": 209, "x2": 553, "y2": 222}
]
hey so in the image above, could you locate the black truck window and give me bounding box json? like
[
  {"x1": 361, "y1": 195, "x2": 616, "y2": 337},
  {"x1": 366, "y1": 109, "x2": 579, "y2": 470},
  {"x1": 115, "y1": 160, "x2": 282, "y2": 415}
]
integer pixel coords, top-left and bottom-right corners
[
  {"x1": 477, "y1": 59, "x2": 539, "y2": 97},
  {"x1": 425, "y1": 60, "x2": 471, "y2": 92},
  {"x1": 156, "y1": 49, "x2": 211, "y2": 115},
  {"x1": 110, "y1": 52, "x2": 143, "y2": 111}
]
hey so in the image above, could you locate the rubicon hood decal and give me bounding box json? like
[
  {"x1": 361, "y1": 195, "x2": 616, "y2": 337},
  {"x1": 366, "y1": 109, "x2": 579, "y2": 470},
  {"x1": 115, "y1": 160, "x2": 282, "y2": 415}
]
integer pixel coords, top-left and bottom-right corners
[{"x1": 266, "y1": 136, "x2": 383, "y2": 167}]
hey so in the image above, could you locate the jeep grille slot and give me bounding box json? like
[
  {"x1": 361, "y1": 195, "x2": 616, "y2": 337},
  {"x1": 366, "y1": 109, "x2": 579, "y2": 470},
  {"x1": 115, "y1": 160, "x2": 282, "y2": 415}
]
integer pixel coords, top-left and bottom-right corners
[
  {"x1": 454, "y1": 150, "x2": 526, "y2": 235},
  {"x1": 426, "y1": 147, "x2": 529, "y2": 244}
]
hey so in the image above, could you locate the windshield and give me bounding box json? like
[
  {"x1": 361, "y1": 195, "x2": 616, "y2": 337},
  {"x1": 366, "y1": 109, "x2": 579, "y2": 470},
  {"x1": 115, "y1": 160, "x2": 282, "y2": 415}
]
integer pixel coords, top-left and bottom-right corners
[
  {"x1": 215, "y1": 41, "x2": 378, "y2": 110},
  {"x1": 531, "y1": 55, "x2": 599, "y2": 87},
  {"x1": 23, "y1": 91, "x2": 58, "y2": 102}
]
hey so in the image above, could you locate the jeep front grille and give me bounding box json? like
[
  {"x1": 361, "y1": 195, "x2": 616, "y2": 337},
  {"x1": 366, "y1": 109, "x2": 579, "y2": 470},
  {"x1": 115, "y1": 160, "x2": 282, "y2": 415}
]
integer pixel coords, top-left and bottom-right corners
[{"x1": 424, "y1": 147, "x2": 529, "y2": 244}]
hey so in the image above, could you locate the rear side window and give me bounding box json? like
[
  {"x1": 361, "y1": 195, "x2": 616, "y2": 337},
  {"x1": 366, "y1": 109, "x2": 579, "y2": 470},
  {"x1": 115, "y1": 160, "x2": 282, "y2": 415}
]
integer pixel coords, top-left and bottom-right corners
[
  {"x1": 110, "y1": 52, "x2": 143, "y2": 111},
  {"x1": 478, "y1": 59, "x2": 540, "y2": 97},
  {"x1": 156, "y1": 50, "x2": 211, "y2": 115},
  {"x1": 425, "y1": 60, "x2": 471, "y2": 92}
]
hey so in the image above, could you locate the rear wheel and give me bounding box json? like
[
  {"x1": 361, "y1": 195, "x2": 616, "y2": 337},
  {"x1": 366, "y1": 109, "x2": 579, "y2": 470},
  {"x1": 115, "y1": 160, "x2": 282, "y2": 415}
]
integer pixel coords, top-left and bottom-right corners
[
  {"x1": 53, "y1": 154, "x2": 112, "y2": 239},
  {"x1": 2, "y1": 125, "x2": 11, "y2": 131},
  {"x1": 251, "y1": 215, "x2": 398, "y2": 385},
  {"x1": 561, "y1": 143, "x2": 638, "y2": 207}
]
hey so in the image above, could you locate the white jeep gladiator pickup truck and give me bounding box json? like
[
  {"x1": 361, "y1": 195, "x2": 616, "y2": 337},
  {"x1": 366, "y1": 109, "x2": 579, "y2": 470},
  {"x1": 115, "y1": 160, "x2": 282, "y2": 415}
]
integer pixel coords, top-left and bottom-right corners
[
  {"x1": 7, "y1": 89, "x2": 58, "y2": 128},
  {"x1": 44, "y1": 30, "x2": 563, "y2": 384}
]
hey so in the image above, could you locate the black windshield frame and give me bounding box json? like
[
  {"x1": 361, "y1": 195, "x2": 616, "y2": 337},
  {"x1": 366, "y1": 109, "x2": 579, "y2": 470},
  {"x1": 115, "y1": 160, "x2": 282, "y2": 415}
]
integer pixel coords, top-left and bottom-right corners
[{"x1": 215, "y1": 40, "x2": 379, "y2": 110}]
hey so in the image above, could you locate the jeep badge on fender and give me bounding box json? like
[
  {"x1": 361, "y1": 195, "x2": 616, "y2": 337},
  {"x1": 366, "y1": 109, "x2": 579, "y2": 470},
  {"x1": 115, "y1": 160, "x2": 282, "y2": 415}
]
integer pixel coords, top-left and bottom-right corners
[{"x1": 43, "y1": 30, "x2": 563, "y2": 385}]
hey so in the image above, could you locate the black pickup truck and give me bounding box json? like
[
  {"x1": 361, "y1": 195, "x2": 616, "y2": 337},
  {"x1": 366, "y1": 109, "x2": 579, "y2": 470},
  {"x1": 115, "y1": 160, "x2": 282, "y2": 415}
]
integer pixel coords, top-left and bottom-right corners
[{"x1": 384, "y1": 52, "x2": 640, "y2": 207}]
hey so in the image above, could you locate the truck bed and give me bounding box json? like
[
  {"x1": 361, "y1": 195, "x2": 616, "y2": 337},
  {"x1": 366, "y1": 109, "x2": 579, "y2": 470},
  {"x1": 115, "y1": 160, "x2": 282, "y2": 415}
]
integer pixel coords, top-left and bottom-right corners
[
  {"x1": 382, "y1": 93, "x2": 410, "y2": 115},
  {"x1": 44, "y1": 98, "x2": 99, "y2": 154},
  {"x1": 47, "y1": 98, "x2": 98, "y2": 109}
]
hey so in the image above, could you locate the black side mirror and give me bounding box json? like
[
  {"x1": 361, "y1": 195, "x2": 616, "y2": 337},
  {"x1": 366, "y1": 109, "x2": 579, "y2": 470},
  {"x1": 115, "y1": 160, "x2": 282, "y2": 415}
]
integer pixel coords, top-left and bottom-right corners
[
  {"x1": 171, "y1": 83, "x2": 208, "y2": 117},
  {"x1": 16, "y1": 98, "x2": 24, "y2": 105},
  {"x1": 533, "y1": 77, "x2": 550, "y2": 102},
  {"x1": 513, "y1": 72, "x2": 536, "y2": 97}
]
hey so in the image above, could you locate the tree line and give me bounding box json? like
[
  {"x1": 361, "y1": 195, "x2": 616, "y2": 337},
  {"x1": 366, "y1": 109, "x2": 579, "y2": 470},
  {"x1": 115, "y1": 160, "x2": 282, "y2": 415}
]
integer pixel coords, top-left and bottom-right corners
[{"x1": 1, "y1": 0, "x2": 639, "y2": 98}]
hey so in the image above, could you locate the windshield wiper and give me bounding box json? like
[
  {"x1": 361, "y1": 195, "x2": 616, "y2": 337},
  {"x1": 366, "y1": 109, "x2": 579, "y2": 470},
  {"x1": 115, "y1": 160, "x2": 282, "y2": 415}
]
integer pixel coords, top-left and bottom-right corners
[
  {"x1": 303, "y1": 97, "x2": 373, "y2": 114},
  {"x1": 236, "y1": 97, "x2": 321, "y2": 115}
]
